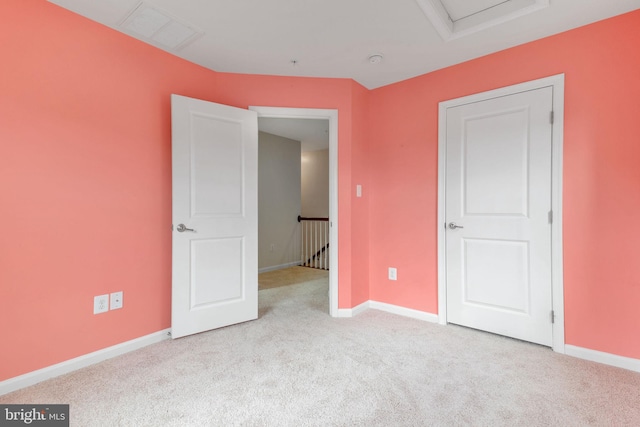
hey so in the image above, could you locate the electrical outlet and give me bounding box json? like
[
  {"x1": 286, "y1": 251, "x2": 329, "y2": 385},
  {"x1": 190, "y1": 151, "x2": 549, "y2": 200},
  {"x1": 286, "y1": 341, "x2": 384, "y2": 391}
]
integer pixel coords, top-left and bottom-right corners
[
  {"x1": 110, "y1": 291, "x2": 123, "y2": 310},
  {"x1": 388, "y1": 267, "x2": 397, "y2": 281},
  {"x1": 94, "y1": 294, "x2": 109, "y2": 314},
  {"x1": 270, "y1": 243, "x2": 275, "y2": 252}
]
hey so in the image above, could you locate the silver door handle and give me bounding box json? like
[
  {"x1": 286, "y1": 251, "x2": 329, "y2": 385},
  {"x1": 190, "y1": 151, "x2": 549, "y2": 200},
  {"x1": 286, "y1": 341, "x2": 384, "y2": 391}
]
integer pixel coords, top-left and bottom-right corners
[
  {"x1": 177, "y1": 224, "x2": 196, "y2": 233},
  {"x1": 448, "y1": 222, "x2": 464, "y2": 230}
]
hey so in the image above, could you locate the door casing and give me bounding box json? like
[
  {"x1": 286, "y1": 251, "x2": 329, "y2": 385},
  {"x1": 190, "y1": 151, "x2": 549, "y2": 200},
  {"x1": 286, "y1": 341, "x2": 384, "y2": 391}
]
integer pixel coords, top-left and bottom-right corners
[
  {"x1": 250, "y1": 106, "x2": 339, "y2": 317},
  {"x1": 437, "y1": 74, "x2": 566, "y2": 353}
]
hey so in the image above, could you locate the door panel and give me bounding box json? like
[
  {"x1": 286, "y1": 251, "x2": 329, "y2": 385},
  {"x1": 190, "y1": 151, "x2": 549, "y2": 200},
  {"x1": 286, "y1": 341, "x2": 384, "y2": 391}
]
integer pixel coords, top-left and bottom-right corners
[
  {"x1": 191, "y1": 237, "x2": 244, "y2": 307},
  {"x1": 464, "y1": 108, "x2": 529, "y2": 216},
  {"x1": 446, "y1": 87, "x2": 553, "y2": 346},
  {"x1": 191, "y1": 115, "x2": 243, "y2": 216},
  {"x1": 172, "y1": 94, "x2": 258, "y2": 339},
  {"x1": 463, "y1": 238, "x2": 529, "y2": 313}
]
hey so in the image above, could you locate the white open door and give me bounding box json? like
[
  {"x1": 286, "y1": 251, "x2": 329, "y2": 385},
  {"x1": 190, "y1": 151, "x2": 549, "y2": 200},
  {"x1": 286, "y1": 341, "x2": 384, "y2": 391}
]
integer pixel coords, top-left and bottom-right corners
[{"x1": 171, "y1": 94, "x2": 258, "y2": 339}]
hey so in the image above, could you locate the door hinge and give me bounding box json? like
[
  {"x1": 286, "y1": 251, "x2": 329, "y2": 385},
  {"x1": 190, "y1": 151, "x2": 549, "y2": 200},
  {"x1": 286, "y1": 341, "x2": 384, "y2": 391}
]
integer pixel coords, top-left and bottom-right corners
[
  {"x1": 551, "y1": 310, "x2": 555, "y2": 324},
  {"x1": 550, "y1": 111, "x2": 554, "y2": 124},
  {"x1": 548, "y1": 210, "x2": 553, "y2": 224}
]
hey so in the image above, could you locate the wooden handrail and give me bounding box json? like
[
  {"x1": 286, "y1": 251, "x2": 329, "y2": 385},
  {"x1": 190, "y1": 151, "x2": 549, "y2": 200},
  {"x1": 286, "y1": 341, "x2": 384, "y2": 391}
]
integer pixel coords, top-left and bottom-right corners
[{"x1": 298, "y1": 215, "x2": 329, "y2": 222}]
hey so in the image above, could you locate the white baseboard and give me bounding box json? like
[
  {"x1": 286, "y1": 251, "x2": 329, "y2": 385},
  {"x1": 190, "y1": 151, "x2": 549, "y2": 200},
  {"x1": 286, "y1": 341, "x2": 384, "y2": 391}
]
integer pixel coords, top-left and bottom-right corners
[
  {"x1": 565, "y1": 345, "x2": 640, "y2": 373},
  {"x1": 258, "y1": 261, "x2": 302, "y2": 273},
  {"x1": 369, "y1": 301, "x2": 439, "y2": 323},
  {"x1": 0, "y1": 329, "x2": 171, "y2": 396},
  {"x1": 336, "y1": 300, "x2": 438, "y2": 323},
  {"x1": 351, "y1": 301, "x2": 370, "y2": 316},
  {"x1": 336, "y1": 301, "x2": 370, "y2": 317}
]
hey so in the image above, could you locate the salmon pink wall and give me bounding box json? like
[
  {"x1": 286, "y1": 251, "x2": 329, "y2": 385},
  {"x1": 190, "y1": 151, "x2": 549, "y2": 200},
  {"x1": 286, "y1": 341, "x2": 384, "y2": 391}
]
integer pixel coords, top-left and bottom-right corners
[
  {"x1": 350, "y1": 82, "x2": 371, "y2": 306},
  {"x1": 0, "y1": 0, "x2": 218, "y2": 381},
  {"x1": 368, "y1": 10, "x2": 640, "y2": 359},
  {"x1": 0, "y1": 0, "x2": 368, "y2": 382}
]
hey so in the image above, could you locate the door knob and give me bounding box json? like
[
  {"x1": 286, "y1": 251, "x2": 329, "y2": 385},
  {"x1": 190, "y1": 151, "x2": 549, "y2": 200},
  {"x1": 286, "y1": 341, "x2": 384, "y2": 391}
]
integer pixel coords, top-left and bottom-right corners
[
  {"x1": 448, "y1": 222, "x2": 464, "y2": 230},
  {"x1": 177, "y1": 224, "x2": 196, "y2": 233}
]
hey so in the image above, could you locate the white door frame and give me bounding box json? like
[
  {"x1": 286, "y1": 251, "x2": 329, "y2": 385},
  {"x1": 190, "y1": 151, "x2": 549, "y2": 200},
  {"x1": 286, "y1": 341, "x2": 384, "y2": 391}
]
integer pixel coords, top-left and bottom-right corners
[
  {"x1": 249, "y1": 106, "x2": 339, "y2": 318},
  {"x1": 437, "y1": 74, "x2": 566, "y2": 353}
]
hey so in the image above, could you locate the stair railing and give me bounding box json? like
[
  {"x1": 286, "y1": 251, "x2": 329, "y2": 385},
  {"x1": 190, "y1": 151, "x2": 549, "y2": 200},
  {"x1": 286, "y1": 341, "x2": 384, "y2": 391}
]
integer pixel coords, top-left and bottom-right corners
[{"x1": 298, "y1": 215, "x2": 329, "y2": 270}]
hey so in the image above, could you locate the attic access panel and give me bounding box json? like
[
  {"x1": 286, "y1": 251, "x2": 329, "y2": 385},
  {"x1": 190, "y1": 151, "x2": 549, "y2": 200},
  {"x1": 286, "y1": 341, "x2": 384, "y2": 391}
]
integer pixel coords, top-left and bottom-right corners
[
  {"x1": 120, "y1": 2, "x2": 203, "y2": 51},
  {"x1": 416, "y1": 0, "x2": 549, "y2": 41}
]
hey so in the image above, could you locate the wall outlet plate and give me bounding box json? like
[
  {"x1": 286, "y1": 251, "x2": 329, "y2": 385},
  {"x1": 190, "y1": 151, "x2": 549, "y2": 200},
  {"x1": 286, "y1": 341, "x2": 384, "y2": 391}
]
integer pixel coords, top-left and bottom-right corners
[
  {"x1": 388, "y1": 267, "x2": 397, "y2": 281},
  {"x1": 94, "y1": 294, "x2": 109, "y2": 314},
  {"x1": 110, "y1": 291, "x2": 123, "y2": 310}
]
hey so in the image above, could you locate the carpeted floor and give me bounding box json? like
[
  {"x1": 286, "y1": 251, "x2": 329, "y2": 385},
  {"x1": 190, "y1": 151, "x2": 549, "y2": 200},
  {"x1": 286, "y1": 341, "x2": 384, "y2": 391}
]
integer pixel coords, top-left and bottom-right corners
[
  {"x1": 258, "y1": 266, "x2": 328, "y2": 290},
  {"x1": 2, "y1": 270, "x2": 639, "y2": 426}
]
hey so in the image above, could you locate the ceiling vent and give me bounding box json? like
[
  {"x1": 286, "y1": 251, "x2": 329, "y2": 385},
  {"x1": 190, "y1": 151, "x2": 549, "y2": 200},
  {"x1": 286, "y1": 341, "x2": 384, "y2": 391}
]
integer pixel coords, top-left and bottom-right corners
[
  {"x1": 416, "y1": 0, "x2": 549, "y2": 41},
  {"x1": 120, "y1": 2, "x2": 203, "y2": 51}
]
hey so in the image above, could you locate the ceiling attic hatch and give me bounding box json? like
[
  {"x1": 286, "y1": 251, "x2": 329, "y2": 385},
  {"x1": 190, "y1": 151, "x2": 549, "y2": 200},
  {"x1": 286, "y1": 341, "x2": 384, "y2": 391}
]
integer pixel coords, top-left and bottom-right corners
[
  {"x1": 120, "y1": 2, "x2": 203, "y2": 51},
  {"x1": 416, "y1": 0, "x2": 549, "y2": 41}
]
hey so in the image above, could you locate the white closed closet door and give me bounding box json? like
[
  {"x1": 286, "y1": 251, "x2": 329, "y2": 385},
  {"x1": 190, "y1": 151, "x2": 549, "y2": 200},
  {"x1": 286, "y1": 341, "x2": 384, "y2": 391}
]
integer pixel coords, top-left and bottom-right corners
[{"x1": 445, "y1": 86, "x2": 554, "y2": 346}]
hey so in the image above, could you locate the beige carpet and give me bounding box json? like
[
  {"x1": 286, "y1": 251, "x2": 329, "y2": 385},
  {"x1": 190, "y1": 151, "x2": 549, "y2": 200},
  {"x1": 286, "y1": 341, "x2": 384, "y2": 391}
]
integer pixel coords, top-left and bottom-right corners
[
  {"x1": 2, "y1": 275, "x2": 640, "y2": 426},
  {"x1": 259, "y1": 266, "x2": 328, "y2": 290}
]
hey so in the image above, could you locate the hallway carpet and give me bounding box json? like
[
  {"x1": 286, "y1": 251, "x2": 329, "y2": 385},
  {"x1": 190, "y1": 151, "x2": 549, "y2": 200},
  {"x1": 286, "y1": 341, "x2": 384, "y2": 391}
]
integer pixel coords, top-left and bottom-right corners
[{"x1": 258, "y1": 266, "x2": 328, "y2": 290}]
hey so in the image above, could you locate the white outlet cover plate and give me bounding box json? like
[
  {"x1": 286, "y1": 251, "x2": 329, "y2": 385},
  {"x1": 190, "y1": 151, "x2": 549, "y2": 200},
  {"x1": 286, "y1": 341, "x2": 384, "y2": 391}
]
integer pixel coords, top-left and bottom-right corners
[
  {"x1": 388, "y1": 267, "x2": 397, "y2": 281},
  {"x1": 110, "y1": 291, "x2": 123, "y2": 310},
  {"x1": 94, "y1": 294, "x2": 109, "y2": 314}
]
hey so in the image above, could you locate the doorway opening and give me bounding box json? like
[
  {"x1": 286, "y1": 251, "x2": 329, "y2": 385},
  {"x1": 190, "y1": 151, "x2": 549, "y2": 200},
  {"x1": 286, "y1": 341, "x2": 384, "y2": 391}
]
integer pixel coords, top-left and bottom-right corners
[{"x1": 250, "y1": 107, "x2": 339, "y2": 317}]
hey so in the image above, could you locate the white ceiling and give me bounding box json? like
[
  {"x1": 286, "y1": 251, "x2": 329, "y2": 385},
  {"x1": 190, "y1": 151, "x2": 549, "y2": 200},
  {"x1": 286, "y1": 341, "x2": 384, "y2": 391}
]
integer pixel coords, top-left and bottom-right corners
[
  {"x1": 46, "y1": 0, "x2": 640, "y2": 145},
  {"x1": 48, "y1": 0, "x2": 640, "y2": 90},
  {"x1": 259, "y1": 118, "x2": 329, "y2": 153}
]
